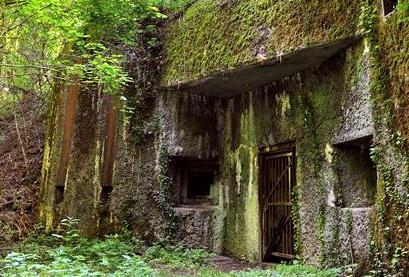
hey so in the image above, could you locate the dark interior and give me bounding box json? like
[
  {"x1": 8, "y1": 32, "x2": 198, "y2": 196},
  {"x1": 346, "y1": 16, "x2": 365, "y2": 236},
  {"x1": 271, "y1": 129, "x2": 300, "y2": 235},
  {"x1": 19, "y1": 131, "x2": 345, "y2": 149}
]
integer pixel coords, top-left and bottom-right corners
[
  {"x1": 187, "y1": 171, "x2": 213, "y2": 198},
  {"x1": 171, "y1": 158, "x2": 218, "y2": 205},
  {"x1": 383, "y1": 0, "x2": 397, "y2": 16},
  {"x1": 54, "y1": 186, "x2": 65, "y2": 205},
  {"x1": 100, "y1": 186, "x2": 113, "y2": 205}
]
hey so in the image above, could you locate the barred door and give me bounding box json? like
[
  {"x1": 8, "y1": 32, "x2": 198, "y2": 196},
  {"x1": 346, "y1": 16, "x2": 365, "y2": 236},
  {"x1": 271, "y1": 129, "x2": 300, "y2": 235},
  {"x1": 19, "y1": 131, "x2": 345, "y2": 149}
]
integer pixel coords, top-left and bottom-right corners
[{"x1": 260, "y1": 146, "x2": 295, "y2": 261}]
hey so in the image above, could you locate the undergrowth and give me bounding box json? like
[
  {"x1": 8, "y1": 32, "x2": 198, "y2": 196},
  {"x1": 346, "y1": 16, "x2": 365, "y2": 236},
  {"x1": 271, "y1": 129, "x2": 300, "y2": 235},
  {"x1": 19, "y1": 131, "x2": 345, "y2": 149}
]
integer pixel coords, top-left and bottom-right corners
[{"x1": 0, "y1": 218, "x2": 342, "y2": 277}]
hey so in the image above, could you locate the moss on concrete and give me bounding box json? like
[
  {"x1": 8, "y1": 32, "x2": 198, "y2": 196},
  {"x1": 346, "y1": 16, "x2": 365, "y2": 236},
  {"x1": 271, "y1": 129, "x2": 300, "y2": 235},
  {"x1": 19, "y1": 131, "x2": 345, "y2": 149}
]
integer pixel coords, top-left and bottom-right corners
[
  {"x1": 223, "y1": 101, "x2": 260, "y2": 261},
  {"x1": 38, "y1": 83, "x2": 68, "y2": 230},
  {"x1": 378, "y1": 4, "x2": 409, "y2": 145},
  {"x1": 162, "y1": 0, "x2": 365, "y2": 86},
  {"x1": 361, "y1": 1, "x2": 409, "y2": 273}
]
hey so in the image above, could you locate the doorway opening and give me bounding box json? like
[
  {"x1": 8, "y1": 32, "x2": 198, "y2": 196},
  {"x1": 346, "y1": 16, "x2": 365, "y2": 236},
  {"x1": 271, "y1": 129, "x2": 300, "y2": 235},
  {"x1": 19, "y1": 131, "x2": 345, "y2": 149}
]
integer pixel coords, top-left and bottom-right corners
[{"x1": 260, "y1": 143, "x2": 295, "y2": 262}]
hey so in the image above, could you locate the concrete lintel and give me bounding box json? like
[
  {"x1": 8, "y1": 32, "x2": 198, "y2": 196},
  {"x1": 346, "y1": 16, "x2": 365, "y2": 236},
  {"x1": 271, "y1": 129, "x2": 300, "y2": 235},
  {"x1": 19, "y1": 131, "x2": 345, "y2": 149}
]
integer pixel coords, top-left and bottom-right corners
[
  {"x1": 332, "y1": 127, "x2": 374, "y2": 147},
  {"x1": 165, "y1": 36, "x2": 361, "y2": 98}
]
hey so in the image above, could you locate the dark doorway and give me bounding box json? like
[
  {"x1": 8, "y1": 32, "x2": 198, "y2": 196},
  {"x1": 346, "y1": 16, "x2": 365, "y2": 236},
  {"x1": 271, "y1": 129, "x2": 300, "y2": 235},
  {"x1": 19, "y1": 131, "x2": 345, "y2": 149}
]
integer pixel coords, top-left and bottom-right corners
[
  {"x1": 260, "y1": 143, "x2": 295, "y2": 261},
  {"x1": 383, "y1": 0, "x2": 397, "y2": 16}
]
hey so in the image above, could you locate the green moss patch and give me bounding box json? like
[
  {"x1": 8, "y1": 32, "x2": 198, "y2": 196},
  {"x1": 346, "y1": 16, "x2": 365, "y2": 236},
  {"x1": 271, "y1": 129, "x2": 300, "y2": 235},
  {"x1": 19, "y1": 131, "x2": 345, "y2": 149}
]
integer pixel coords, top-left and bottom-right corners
[{"x1": 162, "y1": 0, "x2": 364, "y2": 86}]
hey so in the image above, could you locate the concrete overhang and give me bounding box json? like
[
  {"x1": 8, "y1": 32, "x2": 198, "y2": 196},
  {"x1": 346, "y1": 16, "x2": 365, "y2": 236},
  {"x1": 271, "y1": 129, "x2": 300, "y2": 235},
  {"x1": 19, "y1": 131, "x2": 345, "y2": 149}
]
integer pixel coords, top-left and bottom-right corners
[{"x1": 164, "y1": 37, "x2": 361, "y2": 98}]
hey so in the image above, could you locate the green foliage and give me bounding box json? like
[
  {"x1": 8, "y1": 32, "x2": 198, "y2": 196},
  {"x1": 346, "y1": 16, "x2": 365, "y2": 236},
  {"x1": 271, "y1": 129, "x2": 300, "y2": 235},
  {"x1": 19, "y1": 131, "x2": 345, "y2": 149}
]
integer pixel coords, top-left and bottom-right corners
[
  {"x1": 0, "y1": 92, "x2": 20, "y2": 117},
  {"x1": 74, "y1": 42, "x2": 133, "y2": 95},
  {"x1": 156, "y1": 0, "x2": 193, "y2": 12},
  {"x1": 369, "y1": 145, "x2": 381, "y2": 164},
  {"x1": 191, "y1": 268, "x2": 276, "y2": 277},
  {"x1": 0, "y1": 0, "x2": 172, "y2": 104},
  {"x1": 397, "y1": 1, "x2": 409, "y2": 22},
  {"x1": 273, "y1": 263, "x2": 340, "y2": 277},
  {"x1": 358, "y1": 3, "x2": 377, "y2": 36},
  {"x1": 0, "y1": 219, "x2": 154, "y2": 276},
  {"x1": 0, "y1": 218, "x2": 350, "y2": 276},
  {"x1": 144, "y1": 243, "x2": 211, "y2": 268},
  {"x1": 189, "y1": 263, "x2": 340, "y2": 277}
]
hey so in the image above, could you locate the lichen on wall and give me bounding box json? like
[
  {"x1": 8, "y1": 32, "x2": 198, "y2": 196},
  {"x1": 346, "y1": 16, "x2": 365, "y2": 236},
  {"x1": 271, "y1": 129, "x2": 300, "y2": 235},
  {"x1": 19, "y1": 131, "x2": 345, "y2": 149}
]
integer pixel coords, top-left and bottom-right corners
[
  {"x1": 218, "y1": 35, "x2": 378, "y2": 267},
  {"x1": 366, "y1": 2, "x2": 409, "y2": 273},
  {"x1": 162, "y1": 0, "x2": 365, "y2": 86},
  {"x1": 38, "y1": 83, "x2": 67, "y2": 229}
]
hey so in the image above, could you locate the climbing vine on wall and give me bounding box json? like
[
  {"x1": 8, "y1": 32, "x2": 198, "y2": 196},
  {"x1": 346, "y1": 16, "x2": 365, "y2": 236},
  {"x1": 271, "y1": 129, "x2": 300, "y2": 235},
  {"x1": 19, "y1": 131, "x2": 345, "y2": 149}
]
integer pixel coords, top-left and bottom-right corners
[{"x1": 357, "y1": 0, "x2": 409, "y2": 274}]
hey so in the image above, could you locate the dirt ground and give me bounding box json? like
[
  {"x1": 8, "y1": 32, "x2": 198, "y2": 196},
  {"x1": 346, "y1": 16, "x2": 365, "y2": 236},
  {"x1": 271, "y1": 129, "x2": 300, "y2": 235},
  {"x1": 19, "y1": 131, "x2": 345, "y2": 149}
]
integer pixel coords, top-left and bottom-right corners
[
  {"x1": 0, "y1": 95, "x2": 45, "y2": 252},
  {"x1": 205, "y1": 256, "x2": 272, "y2": 272},
  {"x1": 157, "y1": 255, "x2": 274, "y2": 276}
]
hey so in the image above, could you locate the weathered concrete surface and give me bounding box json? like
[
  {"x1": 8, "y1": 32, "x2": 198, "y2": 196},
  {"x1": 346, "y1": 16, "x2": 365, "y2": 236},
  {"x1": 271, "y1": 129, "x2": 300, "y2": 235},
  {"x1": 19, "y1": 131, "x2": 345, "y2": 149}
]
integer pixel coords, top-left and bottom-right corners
[
  {"x1": 159, "y1": 92, "x2": 223, "y2": 159},
  {"x1": 173, "y1": 206, "x2": 222, "y2": 251},
  {"x1": 216, "y1": 41, "x2": 376, "y2": 267},
  {"x1": 166, "y1": 38, "x2": 359, "y2": 98},
  {"x1": 162, "y1": 0, "x2": 365, "y2": 87},
  {"x1": 340, "y1": 208, "x2": 373, "y2": 267},
  {"x1": 39, "y1": 41, "x2": 377, "y2": 269},
  {"x1": 332, "y1": 49, "x2": 374, "y2": 145}
]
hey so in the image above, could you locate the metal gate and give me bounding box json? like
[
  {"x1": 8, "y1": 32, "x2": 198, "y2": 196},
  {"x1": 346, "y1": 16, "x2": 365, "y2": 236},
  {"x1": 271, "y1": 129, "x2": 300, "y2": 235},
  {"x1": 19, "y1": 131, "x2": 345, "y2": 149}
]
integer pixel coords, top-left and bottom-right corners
[{"x1": 260, "y1": 145, "x2": 295, "y2": 261}]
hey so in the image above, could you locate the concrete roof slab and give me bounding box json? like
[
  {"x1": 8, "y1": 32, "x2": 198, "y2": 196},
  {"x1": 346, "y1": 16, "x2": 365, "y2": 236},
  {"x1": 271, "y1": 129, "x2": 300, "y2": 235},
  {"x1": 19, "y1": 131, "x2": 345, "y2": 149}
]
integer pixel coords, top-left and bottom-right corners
[{"x1": 165, "y1": 37, "x2": 360, "y2": 98}]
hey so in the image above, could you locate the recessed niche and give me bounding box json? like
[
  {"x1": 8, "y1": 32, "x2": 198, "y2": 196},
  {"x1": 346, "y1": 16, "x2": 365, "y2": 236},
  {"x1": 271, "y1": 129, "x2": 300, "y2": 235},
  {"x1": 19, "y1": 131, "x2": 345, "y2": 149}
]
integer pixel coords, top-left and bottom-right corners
[
  {"x1": 333, "y1": 136, "x2": 377, "y2": 208},
  {"x1": 54, "y1": 186, "x2": 65, "y2": 206},
  {"x1": 383, "y1": 0, "x2": 397, "y2": 16},
  {"x1": 171, "y1": 158, "x2": 218, "y2": 206},
  {"x1": 100, "y1": 186, "x2": 113, "y2": 205}
]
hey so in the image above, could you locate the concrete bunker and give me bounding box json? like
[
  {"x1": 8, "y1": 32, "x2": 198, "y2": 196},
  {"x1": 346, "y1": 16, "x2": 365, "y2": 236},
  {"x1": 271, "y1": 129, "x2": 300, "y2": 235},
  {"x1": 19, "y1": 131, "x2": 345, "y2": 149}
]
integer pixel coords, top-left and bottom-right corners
[
  {"x1": 40, "y1": 0, "x2": 409, "y2": 271},
  {"x1": 164, "y1": 34, "x2": 378, "y2": 266}
]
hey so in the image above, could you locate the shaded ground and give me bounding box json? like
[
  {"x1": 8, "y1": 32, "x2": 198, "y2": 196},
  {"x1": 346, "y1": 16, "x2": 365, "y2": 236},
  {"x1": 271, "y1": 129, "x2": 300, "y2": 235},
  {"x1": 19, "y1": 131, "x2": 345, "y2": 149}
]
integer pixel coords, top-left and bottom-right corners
[
  {"x1": 205, "y1": 256, "x2": 272, "y2": 272},
  {"x1": 157, "y1": 255, "x2": 274, "y2": 276}
]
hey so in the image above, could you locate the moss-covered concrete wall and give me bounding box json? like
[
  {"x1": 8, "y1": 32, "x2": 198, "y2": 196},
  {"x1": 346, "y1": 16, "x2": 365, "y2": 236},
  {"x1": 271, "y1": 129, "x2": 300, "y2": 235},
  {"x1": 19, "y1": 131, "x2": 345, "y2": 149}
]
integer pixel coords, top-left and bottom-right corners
[
  {"x1": 39, "y1": 75, "x2": 225, "y2": 248},
  {"x1": 39, "y1": 83, "x2": 67, "y2": 228},
  {"x1": 162, "y1": 0, "x2": 365, "y2": 86},
  {"x1": 39, "y1": 85, "x2": 108, "y2": 235},
  {"x1": 366, "y1": 2, "x2": 409, "y2": 273},
  {"x1": 110, "y1": 92, "x2": 225, "y2": 245},
  {"x1": 219, "y1": 41, "x2": 375, "y2": 267}
]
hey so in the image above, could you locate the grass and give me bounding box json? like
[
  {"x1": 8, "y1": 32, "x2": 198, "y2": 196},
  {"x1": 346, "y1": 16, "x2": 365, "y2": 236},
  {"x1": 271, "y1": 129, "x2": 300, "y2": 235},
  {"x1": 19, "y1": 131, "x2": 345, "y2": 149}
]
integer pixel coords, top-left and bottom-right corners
[{"x1": 0, "y1": 218, "x2": 343, "y2": 276}]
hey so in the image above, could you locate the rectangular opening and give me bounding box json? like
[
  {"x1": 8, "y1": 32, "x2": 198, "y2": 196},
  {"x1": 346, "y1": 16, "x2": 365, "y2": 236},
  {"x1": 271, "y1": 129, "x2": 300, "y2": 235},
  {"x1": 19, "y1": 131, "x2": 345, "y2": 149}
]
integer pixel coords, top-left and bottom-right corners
[
  {"x1": 383, "y1": 0, "x2": 397, "y2": 16},
  {"x1": 171, "y1": 158, "x2": 218, "y2": 206},
  {"x1": 54, "y1": 186, "x2": 65, "y2": 206},
  {"x1": 100, "y1": 186, "x2": 113, "y2": 205},
  {"x1": 260, "y1": 142, "x2": 296, "y2": 262},
  {"x1": 333, "y1": 136, "x2": 377, "y2": 207}
]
